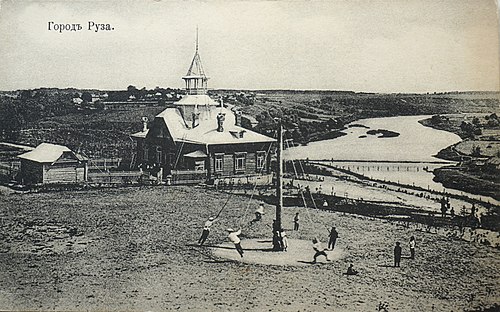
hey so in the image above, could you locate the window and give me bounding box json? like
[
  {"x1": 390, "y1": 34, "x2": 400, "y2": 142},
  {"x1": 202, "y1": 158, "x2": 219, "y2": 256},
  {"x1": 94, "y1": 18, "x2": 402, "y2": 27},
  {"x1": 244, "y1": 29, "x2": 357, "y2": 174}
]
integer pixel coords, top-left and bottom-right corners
[
  {"x1": 256, "y1": 151, "x2": 266, "y2": 171},
  {"x1": 234, "y1": 153, "x2": 246, "y2": 173},
  {"x1": 156, "y1": 146, "x2": 162, "y2": 164},
  {"x1": 214, "y1": 154, "x2": 224, "y2": 172}
]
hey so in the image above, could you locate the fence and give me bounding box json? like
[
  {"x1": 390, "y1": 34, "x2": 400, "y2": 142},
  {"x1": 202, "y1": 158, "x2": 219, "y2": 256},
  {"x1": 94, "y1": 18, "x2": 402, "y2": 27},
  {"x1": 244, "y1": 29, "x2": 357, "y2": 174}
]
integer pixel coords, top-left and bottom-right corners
[
  {"x1": 170, "y1": 170, "x2": 207, "y2": 185},
  {"x1": 0, "y1": 161, "x2": 20, "y2": 181},
  {"x1": 88, "y1": 158, "x2": 122, "y2": 171},
  {"x1": 87, "y1": 171, "x2": 142, "y2": 184}
]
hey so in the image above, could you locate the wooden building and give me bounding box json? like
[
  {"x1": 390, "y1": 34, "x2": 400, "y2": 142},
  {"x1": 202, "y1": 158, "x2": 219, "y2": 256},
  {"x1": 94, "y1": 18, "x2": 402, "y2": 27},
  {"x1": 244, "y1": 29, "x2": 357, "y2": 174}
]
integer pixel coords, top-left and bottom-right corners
[
  {"x1": 132, "y1": 36, "x2": 275, "y2": 184},
  {"x1": 17, "y1": 143, "x2": 88, "y2": 185}
]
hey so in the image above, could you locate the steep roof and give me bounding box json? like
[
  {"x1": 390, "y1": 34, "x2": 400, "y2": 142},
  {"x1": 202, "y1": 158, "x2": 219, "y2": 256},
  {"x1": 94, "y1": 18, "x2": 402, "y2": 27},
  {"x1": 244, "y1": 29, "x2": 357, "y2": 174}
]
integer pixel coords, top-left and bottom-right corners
[
  {"x1": 154, "y1": 106, "x2": 275, "y2": 145},
  {"x1": 18, "y1": 143, "x2": 86, "y2": 163}
]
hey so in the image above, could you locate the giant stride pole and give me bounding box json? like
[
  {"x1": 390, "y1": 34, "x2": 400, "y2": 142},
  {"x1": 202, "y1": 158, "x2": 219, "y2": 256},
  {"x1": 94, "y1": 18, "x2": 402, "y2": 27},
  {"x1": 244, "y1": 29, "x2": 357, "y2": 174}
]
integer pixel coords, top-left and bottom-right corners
[{"x1": 273, "y1": 120, "x2": 283, "y2": 251}]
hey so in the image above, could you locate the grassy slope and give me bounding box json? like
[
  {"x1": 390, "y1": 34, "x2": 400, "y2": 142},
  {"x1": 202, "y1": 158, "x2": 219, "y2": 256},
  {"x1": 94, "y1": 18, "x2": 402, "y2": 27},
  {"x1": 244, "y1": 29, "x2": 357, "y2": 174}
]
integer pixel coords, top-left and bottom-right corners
[{"x1": 0, "y1": 186, "x2": 498, "y2": 311}]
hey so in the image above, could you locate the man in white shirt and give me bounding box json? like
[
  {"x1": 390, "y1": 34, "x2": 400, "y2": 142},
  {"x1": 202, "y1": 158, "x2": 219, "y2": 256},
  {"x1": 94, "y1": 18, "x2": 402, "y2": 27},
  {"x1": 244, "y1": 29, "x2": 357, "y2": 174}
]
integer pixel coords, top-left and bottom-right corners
[
  {"x1": 312, "y1": 238, "x2": 330, "y2": 263},
  {"x1": 227, "y1": 228, "x2": 244, "y2": 257}
]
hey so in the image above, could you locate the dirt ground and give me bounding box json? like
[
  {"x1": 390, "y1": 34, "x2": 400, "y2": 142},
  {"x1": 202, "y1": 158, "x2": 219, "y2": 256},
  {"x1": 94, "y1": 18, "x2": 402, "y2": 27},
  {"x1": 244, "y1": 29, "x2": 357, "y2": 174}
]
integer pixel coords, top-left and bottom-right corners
[{"x1": 0, "y1": 186, "x2": 499, "y2": 311}]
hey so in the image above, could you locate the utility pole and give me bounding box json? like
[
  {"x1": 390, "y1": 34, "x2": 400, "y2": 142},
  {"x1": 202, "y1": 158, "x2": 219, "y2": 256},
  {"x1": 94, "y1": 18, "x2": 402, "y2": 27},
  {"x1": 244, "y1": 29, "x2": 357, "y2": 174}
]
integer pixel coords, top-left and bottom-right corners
[{"x1": 273, "y1": 119, "x2": 283, "y2": 251}]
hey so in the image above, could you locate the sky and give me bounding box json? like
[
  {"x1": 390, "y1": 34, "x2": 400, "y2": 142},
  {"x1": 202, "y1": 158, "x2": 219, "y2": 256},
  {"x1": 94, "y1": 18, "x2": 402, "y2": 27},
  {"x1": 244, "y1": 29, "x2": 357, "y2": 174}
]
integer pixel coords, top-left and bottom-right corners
[{"x1": 0, "y1": 0, "x2": 499, "y2": 93}]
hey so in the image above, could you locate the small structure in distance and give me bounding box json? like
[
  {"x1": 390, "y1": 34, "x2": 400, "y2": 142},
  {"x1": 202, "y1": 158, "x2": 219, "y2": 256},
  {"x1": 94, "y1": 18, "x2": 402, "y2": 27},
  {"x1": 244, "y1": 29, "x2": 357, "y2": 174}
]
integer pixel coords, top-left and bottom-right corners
[{"x1": 17, "y1": 143, "x2": 88, "y2": 185}]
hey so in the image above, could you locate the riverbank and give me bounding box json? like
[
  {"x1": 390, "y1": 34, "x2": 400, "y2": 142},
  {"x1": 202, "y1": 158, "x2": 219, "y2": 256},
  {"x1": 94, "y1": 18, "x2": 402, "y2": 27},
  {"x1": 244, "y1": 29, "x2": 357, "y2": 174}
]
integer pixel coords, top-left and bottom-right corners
[
  {"x1": 1, "y1": 186, "x2": 499, "y2": 311},
  {"x1": 419, "y1": 114, "x2": 500, "y2": 201}
]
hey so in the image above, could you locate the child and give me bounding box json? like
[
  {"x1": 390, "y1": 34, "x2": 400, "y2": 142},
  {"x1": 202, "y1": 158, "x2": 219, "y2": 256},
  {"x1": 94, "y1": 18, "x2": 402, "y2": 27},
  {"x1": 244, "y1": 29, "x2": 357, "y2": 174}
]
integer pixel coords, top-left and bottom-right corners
[
  {"x1": 346, "y1": 264, "x2": 358, "y2": 275},
  {"x1": 227, "y1": 228, "x2": 244, "y2": 257},
  {"x1": 250, "y1": 203, "x2": 265, "y2": 224},
  {"x1": 198, "y1": 216, "x2": 216, "y2": 246},
  {"x1": 280, "y1": 229, "x2": 288, "y2": 252},
  {"x1": 312, "y1": 238, "x2": 330, "y2": 263},
  {"x1": 409, "y1": 236, "x2": 416, "y2": 259}
]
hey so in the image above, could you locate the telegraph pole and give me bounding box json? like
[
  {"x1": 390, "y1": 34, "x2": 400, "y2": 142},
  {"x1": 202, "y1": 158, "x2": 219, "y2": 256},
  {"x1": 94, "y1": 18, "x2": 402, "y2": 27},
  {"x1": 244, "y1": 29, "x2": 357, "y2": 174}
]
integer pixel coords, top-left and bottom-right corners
[{"x1": 273, "y1": 119, "x2": 283, "y2": 251}]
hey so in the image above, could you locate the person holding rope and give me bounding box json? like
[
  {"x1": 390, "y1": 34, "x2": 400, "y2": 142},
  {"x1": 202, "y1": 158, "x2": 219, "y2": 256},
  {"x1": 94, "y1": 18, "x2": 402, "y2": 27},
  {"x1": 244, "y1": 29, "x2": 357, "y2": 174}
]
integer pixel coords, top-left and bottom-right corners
[
  {"x1": 328, "y1": 226, "x2": 339, "y2": 250},
  {"x1": 312, "y1": 238, "x2": 330, "y2": 263},
  {"x1": 250, "y1": 203, "x2": 265, "y2": 225},
  {"x1": 227, "y1": 228, "x2": 244, "y2": 257},
  {"x1": 198, "y1": 216, "x2": 217, "y2": 246}
]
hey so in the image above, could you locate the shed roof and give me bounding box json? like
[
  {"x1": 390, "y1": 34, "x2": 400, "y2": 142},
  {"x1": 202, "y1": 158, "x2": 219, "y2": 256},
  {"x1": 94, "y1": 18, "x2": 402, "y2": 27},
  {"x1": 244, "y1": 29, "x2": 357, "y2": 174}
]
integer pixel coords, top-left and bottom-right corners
[{"x1": 18, "y1": 143, "x2": 87, "y2": 163}]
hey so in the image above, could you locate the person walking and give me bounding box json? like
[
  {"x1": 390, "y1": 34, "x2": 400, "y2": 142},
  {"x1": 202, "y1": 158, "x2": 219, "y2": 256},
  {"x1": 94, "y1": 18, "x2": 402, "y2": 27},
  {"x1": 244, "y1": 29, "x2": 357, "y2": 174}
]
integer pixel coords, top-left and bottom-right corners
[
  {"x1": 312, "y1": 238, "x2": 330, "y2": 263},
  {"x1": 394, "y1": 242, "x2": 402, "y2": 267},
  {"x1": 409, "y1": 236, "x2": 416, "y2": 259},
  {"x1": 227, "y1": 228, "x2": 244, "y2": 257},
  {"x1": 198, "y1": 216, "x2": 217, "y2": 246},
  {"x1": 293, "y1": 212, "x2": 300, "y2": 231},
  {"x1": 328, "y1": 226, "x2": 339, "y2": 250}
]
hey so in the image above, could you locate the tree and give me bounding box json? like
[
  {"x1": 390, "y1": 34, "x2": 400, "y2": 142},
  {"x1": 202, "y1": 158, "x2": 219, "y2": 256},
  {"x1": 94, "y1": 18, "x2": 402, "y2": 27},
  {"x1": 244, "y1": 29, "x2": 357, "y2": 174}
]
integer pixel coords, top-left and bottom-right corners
[{"x1": 81, "y1": 91, "x2": 92, "y2": 103}]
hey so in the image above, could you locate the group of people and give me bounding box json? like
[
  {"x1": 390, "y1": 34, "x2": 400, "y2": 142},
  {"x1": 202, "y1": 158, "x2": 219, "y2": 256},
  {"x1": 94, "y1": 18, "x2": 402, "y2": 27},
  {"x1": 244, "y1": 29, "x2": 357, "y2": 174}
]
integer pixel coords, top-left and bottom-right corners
[
  {"x1": 393, "y1": 236, "x2": 416, "y2": 267},
  {"x1": 198, "y1": 202, "x2": 417, "y2": 272}
]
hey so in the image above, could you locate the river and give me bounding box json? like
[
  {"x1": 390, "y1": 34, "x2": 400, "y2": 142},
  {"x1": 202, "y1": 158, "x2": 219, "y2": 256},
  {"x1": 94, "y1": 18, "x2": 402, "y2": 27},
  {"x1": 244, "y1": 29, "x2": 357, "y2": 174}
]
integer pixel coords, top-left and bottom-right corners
[{"x1": 284, "y1": 115, "x2": 499, "y2": 207}]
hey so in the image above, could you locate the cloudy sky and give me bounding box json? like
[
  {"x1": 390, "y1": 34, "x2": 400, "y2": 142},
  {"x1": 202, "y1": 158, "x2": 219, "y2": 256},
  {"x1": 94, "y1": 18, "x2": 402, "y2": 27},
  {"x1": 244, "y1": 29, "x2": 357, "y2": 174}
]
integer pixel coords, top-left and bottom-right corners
[{"x1": 0, "y1": 0, "x2": 498, "y2": 93}]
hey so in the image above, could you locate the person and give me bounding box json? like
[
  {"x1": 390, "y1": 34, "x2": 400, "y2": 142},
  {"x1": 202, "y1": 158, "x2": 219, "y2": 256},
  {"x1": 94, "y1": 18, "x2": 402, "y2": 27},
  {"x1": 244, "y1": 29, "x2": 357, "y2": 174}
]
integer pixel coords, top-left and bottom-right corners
[
  {"x1": 227, "y1": 228, "x2": 244, "y2": 257},
  {"x1": 312, "y1": 238, "x2": 330, "y2": 263},
  {"x1": 450, "y1": 207, "x2": 455, "y2": 218},
  {"x1": 250, "y1": 203, "x2": 265, "y2": 224},
  {"x1": 198, "y1": 216, "x2": 216, "y2": 246},
  {"x1": 346, "y1": 264, "x2": 358, "y2": 275},
  {"x1": 328, "y1": 226, "x2": 339, "y2": 250},
  {"x1": 293, "y1": 212, "x2": 300, "y2": 231},
  {"x1": 280, "y1": 229, "x2": 288, "y2": 252},
  {"x1": 409, "y1": 236, "x2": 416, "y2": 259},
  {"x1": 440, "y1": 197, "x2": 447, "y2": 217},
  {"x1": 394, "y1": 242, "x2": 402, "y2": 267}
]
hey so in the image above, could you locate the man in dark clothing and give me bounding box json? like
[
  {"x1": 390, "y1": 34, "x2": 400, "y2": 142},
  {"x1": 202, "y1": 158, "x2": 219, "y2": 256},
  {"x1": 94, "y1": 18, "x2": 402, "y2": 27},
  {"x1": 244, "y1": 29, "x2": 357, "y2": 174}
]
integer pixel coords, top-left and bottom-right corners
[
  {"x1": 394, "y1": 242, "x2": 402, "y2": 267},
  {"x1": 328, "y1": 226, "x2": 339, "y2": 250},
  {"x1": 293, "y1": 212, "x2": 300, "y2": 231}
]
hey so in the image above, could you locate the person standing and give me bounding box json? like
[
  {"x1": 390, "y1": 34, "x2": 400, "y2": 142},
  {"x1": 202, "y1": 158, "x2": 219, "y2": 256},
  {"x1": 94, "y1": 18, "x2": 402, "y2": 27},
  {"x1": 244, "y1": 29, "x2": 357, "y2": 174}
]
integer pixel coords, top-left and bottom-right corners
[
  {"x1": 280, "y1": 228, "x2": 288, "y2": 252},
  {"x1": 409, "y1": 236, "x2": 416, "y2": 259},
  {"x1": 227, "y1": 228, "x2": 244, "y2": 257},
  {"x1": 198, "y1": 216, "x2": 216, "y2": 246},
  {"x1": 293, "y1": 212, "x2": 300, "y2": 231},
  {"x1": 328, "y1": 226, "x2": 339, "y2": 250},
  {"x1": 312, "y1": 238, "x2": 330, "y2": 263},
  {"x1": 394, "y1": 242, "x2": 402, "y2": 267}
]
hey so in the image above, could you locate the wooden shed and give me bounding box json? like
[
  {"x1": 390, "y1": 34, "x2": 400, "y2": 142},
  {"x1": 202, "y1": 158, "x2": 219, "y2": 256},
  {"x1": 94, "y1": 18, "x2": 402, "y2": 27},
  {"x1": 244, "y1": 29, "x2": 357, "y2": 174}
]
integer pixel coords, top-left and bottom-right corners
[{"x1": 17, "y1": 143, "x2": 88, "y2": 185}]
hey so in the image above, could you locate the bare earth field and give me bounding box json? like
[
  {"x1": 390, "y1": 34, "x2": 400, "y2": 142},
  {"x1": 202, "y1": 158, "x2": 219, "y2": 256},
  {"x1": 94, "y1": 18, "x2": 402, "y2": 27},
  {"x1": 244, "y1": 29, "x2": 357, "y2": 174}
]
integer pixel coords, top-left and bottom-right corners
[{"x1": 0, "y1": 186, "x2": 499, "y2": 311}]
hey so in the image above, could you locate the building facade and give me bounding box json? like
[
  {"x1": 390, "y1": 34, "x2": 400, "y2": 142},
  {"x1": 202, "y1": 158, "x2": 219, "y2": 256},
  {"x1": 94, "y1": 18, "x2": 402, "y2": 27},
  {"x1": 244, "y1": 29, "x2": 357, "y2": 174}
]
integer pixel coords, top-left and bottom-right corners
[{"x1": 132, "y1": 38, "x2": 275, "y2": 184}]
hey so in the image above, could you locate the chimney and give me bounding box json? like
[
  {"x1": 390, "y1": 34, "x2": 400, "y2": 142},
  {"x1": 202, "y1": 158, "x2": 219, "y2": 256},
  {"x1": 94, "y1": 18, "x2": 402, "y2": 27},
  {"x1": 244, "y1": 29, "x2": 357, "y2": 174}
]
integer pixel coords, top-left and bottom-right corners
[
  {"x1": 239, "y1": 130, "x2": 246, "y2": 138},
  {"x1": 235, "y1": 110, "x2": 242, "y2": 127},
  {"x1": 217, "y1": 113, "x2": 225, "y2": 132},
  {"x1": 142, "y1": 116, "x2": 149, "y2": 132}
]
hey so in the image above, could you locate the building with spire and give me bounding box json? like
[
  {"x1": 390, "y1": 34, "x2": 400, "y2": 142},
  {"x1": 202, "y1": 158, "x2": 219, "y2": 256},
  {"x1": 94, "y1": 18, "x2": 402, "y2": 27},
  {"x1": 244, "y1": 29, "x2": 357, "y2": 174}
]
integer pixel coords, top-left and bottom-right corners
[{"x1": 131, "y1": 33, "x2": 275, "y2": 184}]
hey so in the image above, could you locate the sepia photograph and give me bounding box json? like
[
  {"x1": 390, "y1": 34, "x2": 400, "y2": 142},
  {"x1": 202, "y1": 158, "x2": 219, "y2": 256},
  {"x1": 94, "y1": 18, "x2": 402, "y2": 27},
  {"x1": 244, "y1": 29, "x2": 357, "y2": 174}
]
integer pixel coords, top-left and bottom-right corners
[{"x1": 0, "y1": 0, "x2": 499, "y2": 311}]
